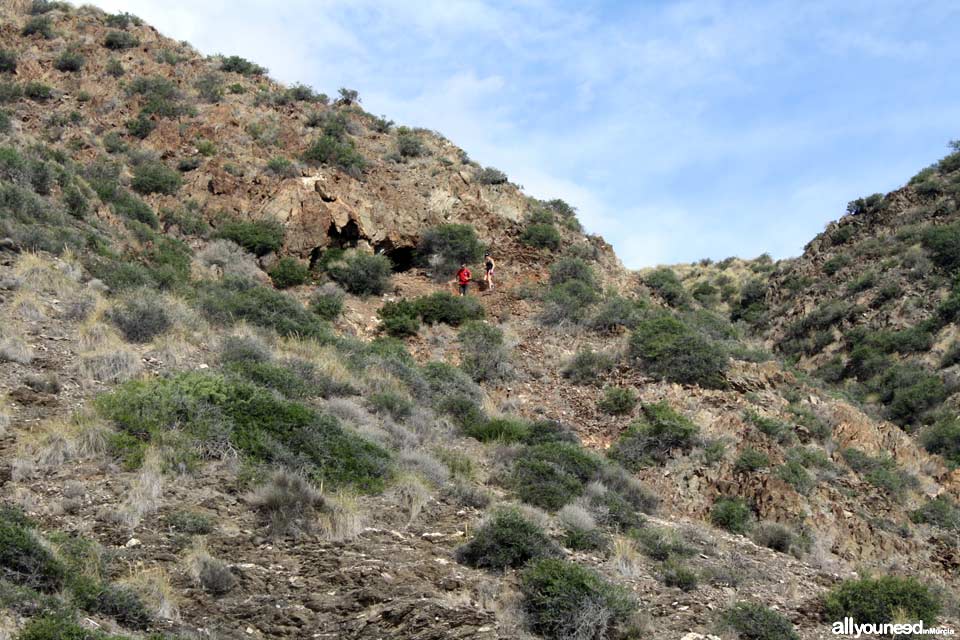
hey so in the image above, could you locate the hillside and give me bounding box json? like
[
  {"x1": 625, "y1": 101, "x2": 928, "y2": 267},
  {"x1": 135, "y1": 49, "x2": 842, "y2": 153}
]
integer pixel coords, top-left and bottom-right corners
[{"x1": 0, "y1": 2, "x2": 958, "y2": 640}]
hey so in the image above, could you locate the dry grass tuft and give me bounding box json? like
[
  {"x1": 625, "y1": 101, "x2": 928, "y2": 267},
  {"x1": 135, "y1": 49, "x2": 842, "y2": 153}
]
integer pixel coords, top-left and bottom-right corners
[
  {"x1": 118, "y1": 448, "x2": 164, "y2": 529},
  {"x1": 0, "y1": 333, "x2": 34, "y2": 365},
  {"x1": 317, "y1": 491, "x2": 365, "y2": 542},
  {"x1": 122, "y1": 566, "x2": 179, "y2": 621},
  {"x1": 611, "y1": 535, "x2": 644, "y2": 578},
  {"x1": 184, "y1": 539, "x2": 236, "y2": 596},
  {"x1": 250, "y1": 470, "x2": 326, "y2": 539},
  {"x1": 391, "y1": 473, "x2": 431, "y2": 525}
]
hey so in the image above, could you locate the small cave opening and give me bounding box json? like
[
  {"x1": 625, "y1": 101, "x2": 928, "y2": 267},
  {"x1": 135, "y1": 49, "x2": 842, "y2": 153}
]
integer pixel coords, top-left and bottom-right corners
[
  {"x1": 382, "y1": 246, "x2": 417, "y2": 272},
  {"x1": 326, "y1": 220, "x2": 361, "y2": 249}
]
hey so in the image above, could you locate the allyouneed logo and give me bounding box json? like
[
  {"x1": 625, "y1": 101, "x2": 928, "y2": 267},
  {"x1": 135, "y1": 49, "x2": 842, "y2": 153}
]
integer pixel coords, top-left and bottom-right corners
[{"x1": 832, "y1": 618, "x2": 956, "y2": 637}]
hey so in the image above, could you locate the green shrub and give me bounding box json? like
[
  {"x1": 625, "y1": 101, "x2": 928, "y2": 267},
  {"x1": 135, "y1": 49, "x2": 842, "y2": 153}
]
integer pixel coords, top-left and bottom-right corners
[
  {"x1": 0, "y1": 507, "x2": 65, "y2": 593},
  {"x1": 662, "y1": 560, "x2": 698, "y2": 591},
  {"x1": 70, "y1": 577, "x2": 152, "y2": 629},
  {"x1": 745, "y1": 411, "x2": 793, "y2": 444},
  {"x1": 22, "y1": 16, "x2": 54, "y2": 39},
  {"x1": 226, "y1": 359, "x2": 318, "y2": 400},
  {"x1": 414, "y1": 292, "x2": 484, "y2": 326},
  {"x1": 310, "y1": 286, "x2": 344, "y2": 321},
  {"x1": 368, "y1": 391, "x2": 413, "y2": 420},
  {"x1": 17, "y1": 613, "x2": 137, "y2": 640},
  {"x1": 220, "y1": 55, "x2": 266, "y2": 76},
  {"x1": 476, "y1": 166, "x2": 508, "y2": 185},
  {"x1": 751, "y1": 522, "x2": 797, "y2": 554},
  {"x1": 459, "y1": 320, "x2": 511, "y2": 382},
  {"x1": 549, "y1": 256, "x2": 596, "y2": 288},
  {"x1": 521, "y1": 223, "x2": 562, "y2": 250},
  {"x1": 53, "y1": 50, "x2": 83, "y2": 72},
  {"x1": 327, "y1": 251, "x2": 392, "y2": 296},
  {"x1": 506, "y1": 443, "x2": 602, "y2": 511},
  {"x1": 910, "y1": 495, "x2": 960, "y2": 530},
  {"x1": 629, "y1": 311, "x2": 728, "y2": 388},
  {"x1": 540, "y1": 279, "x2": 600, "y2": 325},
  {"x1": 0, "y1": 50, "x2": 17, "y2": 74},
  {"x1": 922, "y1": 222, "x2": 960, "y2": 272},
  {"x1": 98, "y1": 372, "x2": 391, "y2": 491},
  {"x1": 824, "y1": 575, "x2": 941, "y2": 627},
  {"x1": 776, "y1": 460, "x2": 815, "y2": 494},
  {"x1": 269, "y1": 257, "x2": 310, "y2": 288},
  {"x1": 597, "y1": 386, "x2": 636, "y2": 415},
  {"x1": 302, "y1": 134, "x2": 365, "y2": 174},
  {"x1": 377, "y1": 299, "x2": 420, "y2": 336},
  {"x1": 643, "y1": 267, "x2": 689, "y2": 308},
  {"x1": 632, "y1": 526, "x2": 695, "y2": 561},
  {"x1": 103, "y1": 30, "x2": 139, "y2": 50},
  {"x1": 589, "y1": 295, "x2": 645, "y2": 333},
  {"x1": 455, "y1": 508, "x2": 558, "y2": 570},
  {"x1": 464, "y1": 417, "x2": 529, "y2": 443},
  {"x1": 126, "y1": 75, "x2": 186, "y2": 117},
  {"x1": 720, "y1": 602, "x2": 798, "y2": 640},
  {"x1": 196, "y1": 277, "x2": 332, "y2": 339},
  {"x1": 167, "y1": 509, "x2": 215, "y2": 534},
  {"x1": 921, "y1": 416, "x2": 960, "y2": 466},
  {"x1": 131, "y1": 161, "x2": 181, "y2": 195},
  {"x1": 841, "y1": 448, "x2": 917, "y2": 498},
  {"x1": 734, "y1": 448, "x2": 769, "y2": 474},
  {"x1": 561, "y1": 348, "x2": 615, "y2": 385},
  {"x1": 106, "y1": 294, "x2": 171, "y2": 343},
  {"x1": 265, "y1": 156, "x2": 297, "y2": 178},
  {"x1": 23, "y1": 82, "x2": 53, "y2": 101},
  {"x1": 215, "y1": 218, "x2": 284, "y2": 256},
  {"x1": 608, "y1": 402, "x2": 699, "y2": 470},
  {"x1": 418, "y1": 224, "x2": 484, "y2": 274},
  {"x1": 111, "y1": 190, "x2": 158, "y2": 228},
  {"x1": 105, "y1": 57, "x2": 124, "y2": 77},
  {"x1": 396, "y1": 128, "x2": 424, "y2": 157},
  {"x1": 710, "y1": 497, "x2": 753, "y2": 534},
  {"x1": 520, "y1": 559, "x2": 636, "y2": 640},
  {"x1": 125, "y1": 113, "x2": 155, "y2": 139}
]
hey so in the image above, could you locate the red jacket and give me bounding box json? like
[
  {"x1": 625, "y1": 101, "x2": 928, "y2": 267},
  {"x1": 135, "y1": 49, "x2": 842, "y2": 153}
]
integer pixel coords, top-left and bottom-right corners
[{"x1": 457, "y1": 268, "x2": 471, "y2": 284}]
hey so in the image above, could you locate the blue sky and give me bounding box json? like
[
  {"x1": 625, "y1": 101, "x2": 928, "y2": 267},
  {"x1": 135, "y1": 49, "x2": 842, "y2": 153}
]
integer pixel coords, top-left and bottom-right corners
[{"x1": 93, "y1": 0, "x2": 960, "y2": 268}]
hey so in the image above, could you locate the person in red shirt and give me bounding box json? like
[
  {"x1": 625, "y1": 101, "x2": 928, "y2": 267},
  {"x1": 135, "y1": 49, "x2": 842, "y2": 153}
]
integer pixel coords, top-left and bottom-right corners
[{"x1": 456, "y1": 263, "x2": 471, "y2": 296}]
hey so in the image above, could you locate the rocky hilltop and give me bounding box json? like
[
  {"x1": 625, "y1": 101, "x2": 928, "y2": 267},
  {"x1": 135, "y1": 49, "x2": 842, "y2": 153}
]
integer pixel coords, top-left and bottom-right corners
[{"x1": 0, "y1": 2, "x2": 957, "y2": 640}]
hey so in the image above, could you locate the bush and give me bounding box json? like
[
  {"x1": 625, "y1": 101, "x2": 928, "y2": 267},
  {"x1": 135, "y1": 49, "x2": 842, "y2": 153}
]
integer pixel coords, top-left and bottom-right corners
[
  {"x1": 125, "y1": 113, "x2": 155, "y2": 139},
  {"x1": 720, "y1": 602, "x2": 798, "y2": 640},
  {"x1": 0, "y1": 50, "x2": 16, "y2": 74},
  {"x1": 302, "y1": 134, "x2": 365, "y2": 174},
  {"x1": 476, "y1": 166, "x2": 508, "y2": 185},
  {"x1": 98, "y1": 373, "x2": 392, "y2": 491},
  {"x1": 197, "y1": 277, "x2": 332, "y2": 339},
  {"x1": 107, "y1": 294, "x2": 171, "y2": 343},
  {"x1": 910, "y1": 495, "x2": 960, "y2": 530},
  {"x1": 328, "y1": 251, "x2": 392, "y2": 295},
  {"x1": 18, "y1": 613, "x2": 137, "y2": 640},
  {"x1": 459, "y1": 320, "x2": 511, "y2": 382},
  {"x1": 922, "y1": 222, "x2": 960, "y2": 272},
  {"x1": 521, "y1": 223, "x2": 562, "y2": 250},
  {"x1": 590, "y1": 295, "x2": 645, "y2": 333},
  {"x1": 597, "y1": 387, "x2": 636, "y2": 415},
  {"x1": 751, "y1": 522, "x2": 796, "y2": 553},
  {"x1": 269, "y1": 257, "x2": 310, "y2": 288},
  {"x1": 0, "y1": 507, "x2": 65, "y2": 592},
  {"x1": 734, "y1": 448, "x2": 769, "y2": 474},
  {"x1": 710, "y1": 497, "x2": 753, "y2": 534},
  {"x1": 745, "y1": 411, "x2": 793, "y2": 444},
  {"x1": 541, "y1": 279, "x2": 600, "y2": 325},
  {"x1": 53, "y1": 50, "x2": 83, "y2": 72},
  {"x1": 131, "y1": 161, "x2": 181, "y2": 195},
  {"x1": 842, "y1": 448, "x2": 918, "y2": 498},
  {"x1": 922, "y1": 416, "x2": 960, "y2": 466},
  {"x1": 71, "y1": 577, "x2": 152, "y2": 629},
  {"x1": 220, "y1": 55, "x2": 266, "y2": 76},
  {"x1": 22, "y1": 16, "x2": 54, "y2": 39},
  {"x1": 456, "y1": 507, "x2": 558, "y2": 570},
  {"x1": 824, "y1": 576, "x2": 941, "y2": 627},
  {"x1": 368, "y1": 391, "x2": 413, "y2": 420},
  {"x1": 549, "y1": 257, "x2": 596, "y2": 288},
  {"x1": 776, "y1": 460, "x2": 815, "y2": 494},
  {"x1": 266, "y1": 156, "x2": 297, "y2": 178},
  {"x1": 520, "y1": 558, "x2": 636, "y2": 640},
  {"x1": 414, "y1": 292, "x2": 484, "y2": 326},
  {"x1": 629, "y1": 311, "x2": 728, "y2": 388},
  {"x1": 506, "y1": 443, "x2": 602, "y2": 511},
  {"x1": 377, "y1": 299, "x2": 420, "y2": 337},
  {"x1": 310, "y1": 284, "x2": 345, "y2": 321},
  {"x1": 632, "y1": 526, "x2": 695, "y2": 561},
  {"x1": 662, "y1": 560, "x2": 698, "y2": 591},
  {"x1": 250, "y1": 470, "x2": 326, "y2": 538},
  {"x1": 396, "y1": 128, "x2": 424, "y2": 157},
  {"x1": 562, "y1": 348, "x2": 615, "y2": 385},
  {"x1": 215, "y1": 218, "x2": 284, "y2": 256},
  {"x1": 167, "y1": 509, "x2": 214, "y2": 534},
  {"x1": 104, "y1": 30, "x2": 139, "y2": 50},
  {"x1": 643, "y1": 268, "x2": 689, "y2": 308},
  {"x1": 464, "y1": 417, "x2": 529, "y2": 443},
  {"x1": 23, "y1": 82, "x2": 53, "y2": 101},
  {"x1": 418, "y1": 224, "x2": 484, "y2": 274},
  {"x1": 608, "y1": 402, "x2": 699, "y2": 470}
]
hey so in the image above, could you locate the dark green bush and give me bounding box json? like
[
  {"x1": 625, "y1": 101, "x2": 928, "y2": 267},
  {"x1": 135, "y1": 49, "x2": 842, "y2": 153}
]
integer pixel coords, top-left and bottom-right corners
[
  {"x1": 226, "y1": 359, "x2": 317, "y2": 400},
  {"x1": 265, "y1": 156, "x2": 297, "y2": 178},
  {"x1": 53, "y1": 50, "x2": 83, "y2": 72},
  {"x1": 922, "y1": 417, "x2": 960, "y2": 466},
  {"x1": 608, "y1": 401, "x2": 699, "y2": 470},
  {"x1": 561, "y1": 348, "x2": 615, "y2": 385},
  {"x1": 597, "y1": 386, "x2": 636, "y2": 415},
  {"x1": 745, "y1": 410, "x2": 793, "y2": 444},
  {"x1": 71, "y1": 577, "x2": 152, "y2": 629},
  {"x1": 734, "y1": 448, "x2": 769, "y2": 474},
  {"x1": 103, "y1": 30, "x2": 139, "y2": 50},
  {"x1": 720, "y1": 602, "x2": 798, "y2": 640},
  {"x1": 520, "y1": 559, "x2": 636, "y2": 640},
  {"x1": 643, "y1": 267, "x2": 689, "y2": 308},
  {"x1": 549, "y1": 256, "x2": 596, "y2": 288},
  {"x1": 396, "y1": 128, "x2": 424, "y2": 157},
  {"x1": 710, "y1": 497, "x2": 753, "y2": 534},
  {"x1": 540, "y1": 279, "x2": 600, "y2": 324},
  {"x1": 662, "y1": 560, "x2": 698, "y2": 591},
  {"x1": 476, "y1": 166, "x2": 508, "y2": 185},
  {"x1": 589, "y1": 295, "x2": 645, "y2": 332},
  {"x1": 464, "y1": 417, "x2": 529, "y2": 443},
  {"x1": 111, "y1": 190, "x2": 158, "y2": 228},
  {"x1": 125, "y1": 113, "x2": 155, "y2": 139},
  {"x1": 922, "y1": 222, "x2": 960, "y2": 272},
  {"x1": 215, "y1": 218, "x2": 284, "y2": 256},
  {"x1": 22, "y1": 16, "x2": 54, "y2": 39},
  {"x1": 0, "y1": 507, "x2": 66, "y2": 593},
  {"x1": 632, "y1": 526, "x2": 695, "y2": 561},
  {"x1": 23, "y1": 82, "x2": 53, "y2": 101},
  {"x1": 220, "y1": 55, "x2": 266, "y2": 76},
  {"x1": 269, "y1": 257, "x2": 310, "y2": 288},
  {"x1": 167, "y1": 509, "x2": 215, "y2": 534},
  {"x1": 455, "y1": 507, "x2": 558, "y2": 570},
  {"x1": 751, "y1": 522, "x2": 797, "y2": 554},
  {"x1": 107, "y1": 294, "x2": 171, "y2": 343},
  {"x1": 328, "y1": 251, "x2": 392, "y2": 296},
  {"x1": 824, "y1": 575, "x2": 941, "y2": 627},
  {"x1": 629, "y1": 311, "x2": 728, "y2": 388},
  {"x1": 776, "y1": 460, "x2": 815, "y2": 494},
  {"x1": 841, "y1": 448, "x2": 918, "y2": 498},
  {"x1": 521, "y1": 223, "x2": 562, "y2": 250},
  {"x1": 414, "y1": 292, "x2": 484, "y2": 326},
  {"x1": 97, "y1": 372, "x2": 391, "y2": 491},
  {"x1": 459, "y1": 320, "x2": 511, "y2": 382},
  {"x1": 0, "y1": 50, "x2": 16, "y2": 74},
  {"x1": 506, "y1": 443, "x2": 602, "y2": 511},
  {"x1": 302, "y1": 134, "x2": 365, "y2": 174},
  {"x1": 131, "y1": 161, "x2": 181, "y2": 195},
  {"x1": 196, "y1": 277, "x2": 332, "y2": 339},
  {"x1": 368, "y1": 391, "x2": 413, "y2": 420},
  {"x1": 377, "y1": 299, "x2": 420, "y2": 336},
  {"x1": 126, "y1": 75, "x2": 186, "y2": 118},
  {"x1": 310, "y1": 286, "x2": 344, "y2": 321},
  {"x1": 17, "y1": 613, "x2": 136, "y2": 640},
  {"x1": 867, "y1": 364, "x2": 946, "y2": 427},
  {"x1": 418, "y1": 224, "x2": 484, "y2": 274}
]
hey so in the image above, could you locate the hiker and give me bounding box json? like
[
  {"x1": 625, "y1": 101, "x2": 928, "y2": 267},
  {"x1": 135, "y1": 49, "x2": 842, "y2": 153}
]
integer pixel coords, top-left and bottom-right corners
[
  {"x1": 456, "y1": 263, "x2": 471, "y2": 296},
  {"x1": 483, "y1": 253, "x2": 496, "y2": 291}
]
